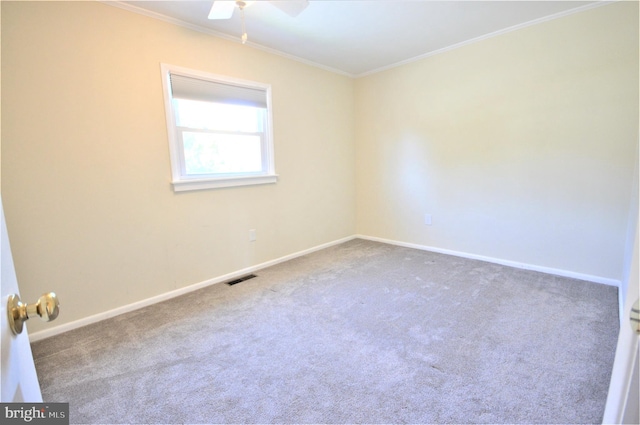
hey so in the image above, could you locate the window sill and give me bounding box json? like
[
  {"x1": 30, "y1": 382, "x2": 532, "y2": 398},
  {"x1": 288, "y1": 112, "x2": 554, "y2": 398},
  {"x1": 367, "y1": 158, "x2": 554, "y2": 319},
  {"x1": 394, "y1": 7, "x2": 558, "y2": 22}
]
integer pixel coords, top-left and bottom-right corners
[{"x1": 172, "y1": 174, "x2": 278, "y2": 192}]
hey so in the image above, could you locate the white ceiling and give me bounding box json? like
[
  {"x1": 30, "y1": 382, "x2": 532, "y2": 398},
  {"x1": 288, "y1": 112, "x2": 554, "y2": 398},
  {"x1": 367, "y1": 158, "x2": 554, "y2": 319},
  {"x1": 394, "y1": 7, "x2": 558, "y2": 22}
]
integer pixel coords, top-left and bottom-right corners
[{"x1": 113, "y1": 0, "x2": 600, "y2": 76}]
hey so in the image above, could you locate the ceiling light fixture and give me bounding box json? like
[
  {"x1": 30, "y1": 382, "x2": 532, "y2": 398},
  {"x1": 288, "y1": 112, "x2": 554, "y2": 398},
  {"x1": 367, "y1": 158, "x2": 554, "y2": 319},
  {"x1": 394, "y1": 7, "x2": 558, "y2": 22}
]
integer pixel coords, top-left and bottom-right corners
[
  {"x1": 237, "y1": 1, "x2": 248, "y2": 44},
  {"x1": 208, "y1": 0, "x2": 308, "y2": 45}
]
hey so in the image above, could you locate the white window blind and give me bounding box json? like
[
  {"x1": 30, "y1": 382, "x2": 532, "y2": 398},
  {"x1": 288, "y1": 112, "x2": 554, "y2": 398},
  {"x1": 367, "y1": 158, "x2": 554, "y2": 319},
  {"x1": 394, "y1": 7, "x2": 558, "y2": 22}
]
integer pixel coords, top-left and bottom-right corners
[{"x1": 169, "y1": 74, "x2": 267, "y2": 108}]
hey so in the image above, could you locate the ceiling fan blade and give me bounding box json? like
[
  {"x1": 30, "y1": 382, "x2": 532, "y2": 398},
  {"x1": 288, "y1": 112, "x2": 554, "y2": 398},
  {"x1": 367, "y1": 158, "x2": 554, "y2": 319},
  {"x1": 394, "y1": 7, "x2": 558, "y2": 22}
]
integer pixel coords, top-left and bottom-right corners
[
  {"x1": 269, "y1": 0, "x2": 309, "y2": 17},
  {"x1": 208, "y1": 1, "x2": 236, "y2": 20}
]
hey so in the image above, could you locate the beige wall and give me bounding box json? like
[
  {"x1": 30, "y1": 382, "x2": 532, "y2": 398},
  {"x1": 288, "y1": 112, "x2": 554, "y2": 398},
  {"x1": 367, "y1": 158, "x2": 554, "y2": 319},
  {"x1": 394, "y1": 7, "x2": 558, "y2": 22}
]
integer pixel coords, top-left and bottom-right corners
[
  {"x1": 2, "y1": 1, "x2": 638, "y2": 334},
  {"x1": 355, "y1": 1, "x2": 639, "y2": 281},
  {"x1": 1, "y1": 1, "x2": 355, "y2": 332}
]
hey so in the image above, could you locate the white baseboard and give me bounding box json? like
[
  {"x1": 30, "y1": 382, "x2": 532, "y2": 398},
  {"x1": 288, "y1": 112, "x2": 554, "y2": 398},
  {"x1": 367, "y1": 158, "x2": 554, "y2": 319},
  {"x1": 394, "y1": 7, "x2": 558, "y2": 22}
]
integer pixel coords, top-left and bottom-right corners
[
  {"x1": 29, "y1": 235, "x2": 356, "y2": 342},
  {"x1": 30, "y1": 233, "x2": 620, "y2": 342},
  {"x1": 356, "y1": 234, "x2": 622, "y2": 288}
]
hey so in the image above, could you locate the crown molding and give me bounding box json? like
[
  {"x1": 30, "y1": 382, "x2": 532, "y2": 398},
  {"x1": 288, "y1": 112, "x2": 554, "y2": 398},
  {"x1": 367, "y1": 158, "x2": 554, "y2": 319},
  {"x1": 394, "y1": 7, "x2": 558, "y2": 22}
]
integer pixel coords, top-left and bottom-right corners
[
  {"x1": 101, "y1": 0, "x2": 615, "y2": 79},
  {"x1": 355, "y1": 1, "x2": 617, "y2": 78},
  {"x1": 100, "y1": 1, "x2": 355, "y2": 78}
]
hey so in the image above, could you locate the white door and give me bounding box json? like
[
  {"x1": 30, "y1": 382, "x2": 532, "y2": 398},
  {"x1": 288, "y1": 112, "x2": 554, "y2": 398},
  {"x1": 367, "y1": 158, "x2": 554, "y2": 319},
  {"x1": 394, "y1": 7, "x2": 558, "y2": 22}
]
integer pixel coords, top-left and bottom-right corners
[
  {"x1": 603, "y1": 226, "x2": 640, "y2": 424},
  {"x1": 0, "y1": 198, "x2": 42, "y2": 402}
]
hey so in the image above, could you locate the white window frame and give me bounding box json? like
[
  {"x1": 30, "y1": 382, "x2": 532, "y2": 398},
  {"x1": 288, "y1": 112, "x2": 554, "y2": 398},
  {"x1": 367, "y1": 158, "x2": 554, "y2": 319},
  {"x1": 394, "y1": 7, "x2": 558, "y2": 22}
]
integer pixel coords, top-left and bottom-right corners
[{"x1": 160, "y1": 63, "x2": 277, "y2": 192}]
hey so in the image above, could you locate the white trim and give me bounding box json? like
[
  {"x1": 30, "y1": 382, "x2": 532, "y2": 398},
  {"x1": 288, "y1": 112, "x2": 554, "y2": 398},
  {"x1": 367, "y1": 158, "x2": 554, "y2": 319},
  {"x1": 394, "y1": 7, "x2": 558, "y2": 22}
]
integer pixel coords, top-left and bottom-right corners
[
  {"x1": 102, "y1": 1, "x2": 354, "y2": 78},
  {"x1": 356, "y1": 234, "x2": 622, "y2": 287},
  {"x1": 604, "y1": 317, "x2": 639, "y2": 424},
  {"x1": 103, "y1": 0, "x2": 614, "y2": 79},
  {"x1": 28, "y1": 235, "x2": 356, "y2": 342},
  {"x1": 354, "y1": 1, "x2": 616, "y2": 78},
  {"x1": 160, "y1": 63, "x2": 277, "y2": 192},
  {"x1": 30, "y1": 233, "x2": 623, "y2": 342},
  {"x1": 172, "y1": 174, "x2": 278, "y2": 191},
  {"x1": 603, "y1": 223, "x2": 640, "y2": 423},
  {"x1": 29, "y1": 233, "x2": 622, "y2": 342},
  {"x1": 30, "y1": 233, "x2": 623, "y2": 341},
  {"x1": 619, "y1": 289, "x2": 626, "y2": 326}
]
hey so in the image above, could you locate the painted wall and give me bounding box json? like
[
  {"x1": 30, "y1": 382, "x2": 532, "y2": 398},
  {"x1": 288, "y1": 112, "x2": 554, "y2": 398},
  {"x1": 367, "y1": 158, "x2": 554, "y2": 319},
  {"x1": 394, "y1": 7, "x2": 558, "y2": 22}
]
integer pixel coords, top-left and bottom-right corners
[
  {"x1": 355, "y1": 1, "x2": 639, "y2": 282},
  {"x1": 1, "y1": 1, "x2": 356, "y2": 332},
  {"x1": 2, "y1": 1, "x2": 638, "y2": 335}
]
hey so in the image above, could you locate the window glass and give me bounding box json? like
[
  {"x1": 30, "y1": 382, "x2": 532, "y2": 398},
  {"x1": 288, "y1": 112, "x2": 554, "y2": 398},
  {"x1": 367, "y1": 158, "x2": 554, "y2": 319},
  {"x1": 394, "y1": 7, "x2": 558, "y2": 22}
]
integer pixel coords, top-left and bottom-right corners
[{"x1": 182, "y1": 132, "x2": 263, "y2": 175}]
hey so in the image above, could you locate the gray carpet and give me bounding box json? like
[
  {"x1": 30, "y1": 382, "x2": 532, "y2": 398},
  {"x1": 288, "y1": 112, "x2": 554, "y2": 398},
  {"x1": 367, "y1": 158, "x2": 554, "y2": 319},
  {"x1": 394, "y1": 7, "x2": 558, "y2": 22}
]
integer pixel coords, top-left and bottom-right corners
[{"x1": 32, "y1": 239, "x2": 619, "y2": 424}]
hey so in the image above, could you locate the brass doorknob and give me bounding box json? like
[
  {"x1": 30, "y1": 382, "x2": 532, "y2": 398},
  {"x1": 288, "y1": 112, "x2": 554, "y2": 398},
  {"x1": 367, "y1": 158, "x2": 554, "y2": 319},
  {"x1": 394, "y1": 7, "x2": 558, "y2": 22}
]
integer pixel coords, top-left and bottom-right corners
[{"x1": 7, "y1": 292, "x2": 59, "y2": 335}]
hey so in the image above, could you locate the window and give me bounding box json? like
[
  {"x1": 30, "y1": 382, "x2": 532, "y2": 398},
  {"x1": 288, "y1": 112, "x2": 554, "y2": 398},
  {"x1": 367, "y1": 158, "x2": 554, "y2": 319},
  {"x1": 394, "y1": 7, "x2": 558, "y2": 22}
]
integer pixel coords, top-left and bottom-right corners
[{"x1": 161, "y1": 64, "x2": 276, "y2": 191}]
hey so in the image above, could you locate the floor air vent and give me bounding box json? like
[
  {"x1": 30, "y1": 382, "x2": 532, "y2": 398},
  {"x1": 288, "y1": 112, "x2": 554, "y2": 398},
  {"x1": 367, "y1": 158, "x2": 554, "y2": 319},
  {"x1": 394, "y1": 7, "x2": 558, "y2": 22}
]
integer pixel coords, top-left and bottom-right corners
[{"x1": 227, "y1": 274, "x2": 257, "y2": 286}]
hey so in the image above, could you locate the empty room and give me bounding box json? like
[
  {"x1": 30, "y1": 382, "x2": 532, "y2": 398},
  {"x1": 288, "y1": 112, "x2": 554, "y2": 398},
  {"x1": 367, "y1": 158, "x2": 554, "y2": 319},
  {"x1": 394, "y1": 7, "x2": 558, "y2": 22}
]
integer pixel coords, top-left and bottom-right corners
[{"x1": 1, "y1": 0, "x2": 638, "y2": 424}]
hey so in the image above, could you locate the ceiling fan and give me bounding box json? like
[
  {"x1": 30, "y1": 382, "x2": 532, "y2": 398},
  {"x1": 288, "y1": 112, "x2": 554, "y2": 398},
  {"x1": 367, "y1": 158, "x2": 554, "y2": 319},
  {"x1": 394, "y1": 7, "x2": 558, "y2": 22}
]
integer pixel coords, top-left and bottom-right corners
[{"x1": 208, "y1": 0, "x2": 310, "y2": 44}]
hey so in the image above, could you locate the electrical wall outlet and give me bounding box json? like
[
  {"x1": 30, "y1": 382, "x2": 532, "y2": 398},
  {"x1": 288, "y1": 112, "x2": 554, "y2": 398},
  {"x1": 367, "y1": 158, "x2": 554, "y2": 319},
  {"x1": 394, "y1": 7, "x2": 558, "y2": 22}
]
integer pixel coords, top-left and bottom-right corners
[
  {"x1": 424, "y1": 214, "x2": 432, "y2": 226},
  {"x1": 249, "y1": 229, "x2": 257, "y2": 242}
]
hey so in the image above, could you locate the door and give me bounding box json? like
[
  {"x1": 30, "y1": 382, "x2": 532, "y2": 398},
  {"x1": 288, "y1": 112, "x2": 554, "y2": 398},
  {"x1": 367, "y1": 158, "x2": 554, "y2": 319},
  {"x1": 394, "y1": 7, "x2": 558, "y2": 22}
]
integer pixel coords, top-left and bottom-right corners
[
  {"x1": 603, "y1": 226, "x2": 640, "y2": 424},
  {"x1": 0, "y1": 198, "x2": 42, "y2": 402}
]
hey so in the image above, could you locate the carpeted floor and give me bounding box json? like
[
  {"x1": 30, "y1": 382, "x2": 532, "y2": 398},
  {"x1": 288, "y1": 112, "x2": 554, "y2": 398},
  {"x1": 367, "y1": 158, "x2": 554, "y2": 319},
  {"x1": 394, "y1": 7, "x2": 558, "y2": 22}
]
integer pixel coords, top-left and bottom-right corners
[{"x1": 32, "y1": 239, "x2": 619, "y2": 424}]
